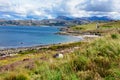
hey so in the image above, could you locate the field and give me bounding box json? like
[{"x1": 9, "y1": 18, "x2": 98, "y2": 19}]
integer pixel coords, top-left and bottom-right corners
[{"x1": 0, "y1": 21, "x2": 120, "y2": 80}]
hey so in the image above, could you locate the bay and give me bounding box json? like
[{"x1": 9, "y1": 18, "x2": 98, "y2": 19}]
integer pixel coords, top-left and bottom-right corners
[{"x1": 0, "y1": 26, "x2": 82, "y2": 48}]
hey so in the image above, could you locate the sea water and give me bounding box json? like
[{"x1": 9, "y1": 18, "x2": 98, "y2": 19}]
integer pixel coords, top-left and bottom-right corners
[{"x1": 0, "y1": 26, "x2": 82, "y2": 48}]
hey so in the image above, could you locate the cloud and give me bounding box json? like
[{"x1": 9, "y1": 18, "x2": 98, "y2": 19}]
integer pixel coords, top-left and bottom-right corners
[
  {"x1": 0, "y1": 0, "x2": 120, "y2": 20},
  {"x1": 77, "y1": 0, "x2": 114, "y2": 12}
]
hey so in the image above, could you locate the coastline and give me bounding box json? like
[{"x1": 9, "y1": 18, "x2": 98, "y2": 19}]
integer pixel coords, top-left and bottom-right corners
[
  {"x1": 0, "y1": 35, "x2": 99, "y2": 58},
  {"x1": 0, "y1": 40, "x2": 82, "y2": 57},
  {"x1": 0, "y1": 26, "x2": 100, "y2": 58},
  {"x1": 0, "y1": 44, "x2": 57, "y2": 57}
]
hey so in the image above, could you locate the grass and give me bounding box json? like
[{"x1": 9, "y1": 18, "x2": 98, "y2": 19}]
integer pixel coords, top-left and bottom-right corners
[
  {"x1": 71, "y1": 21, "x2": 120, "y2": 31},
  {"x1": 69, "y1": 21, "x2": 120, "y2": 36},
  {"x1": 0, "y1": 21, "x2": 120, "y2": 80},
  {"x1": 71, "y1": 22, "x2": 97, "y2": 31},
  {"x1": 4, "y1": 73, "x2": 29, "y2": 80},
  {"x1": 47, "y1": 41, "x2": 86, "y2": 50},
  {"x1": 101, "y1": 21, "x2": 120, "y2": 29}
]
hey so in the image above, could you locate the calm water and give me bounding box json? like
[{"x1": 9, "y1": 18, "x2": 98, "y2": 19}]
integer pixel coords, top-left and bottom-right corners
[{"x1": 0, "y1": 26, "x2": 82, "y2": 48}]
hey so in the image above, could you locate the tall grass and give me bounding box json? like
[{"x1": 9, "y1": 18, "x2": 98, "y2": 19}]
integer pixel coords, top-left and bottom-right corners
[{"x1": 4, "y1": 73, "x2": 29, "y2": 80}]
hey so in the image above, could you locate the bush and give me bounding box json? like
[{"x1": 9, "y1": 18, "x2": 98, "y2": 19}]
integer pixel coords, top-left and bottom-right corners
[
  {"x1": 94, "y1": 57, "x2": 111, "y2": 69},
  {"x1": 77, "y1": 71, "x2": 93, "y2": 80},
  {"x1": 71, "y1": 56, "x2": 89, "y2": 71},
  {"x1": 105, "y1": 75, "x2": 115, "y2": 80},
  {"x1": 111, "y1": 34, "x2": 118, "y2": 39}
]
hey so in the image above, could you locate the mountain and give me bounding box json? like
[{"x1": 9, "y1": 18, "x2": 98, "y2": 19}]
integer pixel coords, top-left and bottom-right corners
[
  {"x1": 0, "y1": 16, "x2": 113, "y2": 26},
  {"x1": 56, "y1": 16, "x2": 112, "y2": 21},
  {"x1": 84, "y1": 16, "x2": 112, "y2": 21},
  {"x1": 56, "y1": 16, "x2": 74, "y2": 21}
]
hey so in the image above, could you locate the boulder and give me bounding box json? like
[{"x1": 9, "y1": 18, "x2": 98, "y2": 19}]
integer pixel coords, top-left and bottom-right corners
[{"x1": 53, "y1": 53, "x2": 63, "y2": 58}]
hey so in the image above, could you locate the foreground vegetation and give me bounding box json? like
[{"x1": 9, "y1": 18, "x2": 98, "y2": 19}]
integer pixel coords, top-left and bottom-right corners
[{"x1": 0, "y1": 21, "x2": 120, "y2": 80}]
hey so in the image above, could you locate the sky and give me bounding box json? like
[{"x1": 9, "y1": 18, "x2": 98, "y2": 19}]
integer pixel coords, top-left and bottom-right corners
[{"x1": 0, "y1": 0, "x2": 120, "y2": 20}]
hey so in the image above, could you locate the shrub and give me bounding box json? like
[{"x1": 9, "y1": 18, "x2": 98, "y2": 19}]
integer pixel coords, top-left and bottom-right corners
[
  {"x1": 71, "y1": 56, "x2": 89, "y2": 71},
  {"x1": 77, "y1": 71, "x2": 93, "y2": 80},
  {"x1": 105, "y1": 75, "x2": 115, "y2": 80},
  {"x1": 19, "y1": 49, "x2": 37, "y2": 55},
  {"x1": 94, "y1": 57, "x2": 111, "y2": 69},
  {"x1": 111, "y1": 34, "x2": 118, "y2": 39}
]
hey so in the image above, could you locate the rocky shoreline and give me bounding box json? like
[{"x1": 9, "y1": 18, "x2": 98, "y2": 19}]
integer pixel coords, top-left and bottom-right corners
[
  {"x1": 0, "y1": 45, "x2": 52, "y2": 58},
  {"x1": 0, "y1": 36, "x2": 99, "y2": 58},
  {"x1": 57, "y1": 27, "x2": 102, "y2": 36}
]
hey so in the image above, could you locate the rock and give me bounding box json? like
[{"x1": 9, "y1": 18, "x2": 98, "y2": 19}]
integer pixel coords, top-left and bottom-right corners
[
  {"x1": 0, "y1": 53, "x2": 6, "y2": 56},
  {"x1": 23, "y1": 58, "x2": 30, "y2": 61},
  {"x1": 53, "y1": 53, "x2": 63, "y2": 58},
  {"x1": 20, "y1": 42, "x2": 23, "y2": 44},
  {"x1": 25, "y1": 63, "x2": 35, "y2": 70}
]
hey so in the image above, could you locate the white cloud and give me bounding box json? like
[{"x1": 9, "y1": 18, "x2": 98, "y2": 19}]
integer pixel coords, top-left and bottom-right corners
[{"x1": 0, "y1": 0, "x2": 120, "y2": 19}]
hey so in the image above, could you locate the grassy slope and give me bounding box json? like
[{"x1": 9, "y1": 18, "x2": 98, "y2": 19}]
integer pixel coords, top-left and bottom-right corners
[
  {"x1": 70, "y1": 21, "x2": 120, "y2": 36},
  {"x1": 0, "y1": 21, "x2": 120, "y2": 80},
  {"x1": 71, "y1": 21, "x2": 120, "y2": 31},
  {"x1": 71, "y1": 22, "x2": 97, "y2": 31}
]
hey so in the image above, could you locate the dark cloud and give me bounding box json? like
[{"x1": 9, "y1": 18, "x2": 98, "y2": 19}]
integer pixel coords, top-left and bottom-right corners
[{"x1": 77, "y1": 0, "x2": 114, "y2": 12}]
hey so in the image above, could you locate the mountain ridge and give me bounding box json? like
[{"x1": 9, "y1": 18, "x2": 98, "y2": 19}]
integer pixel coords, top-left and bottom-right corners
[{"x1": 0, "y1": 16, "x2": 113, "y2": 26}]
